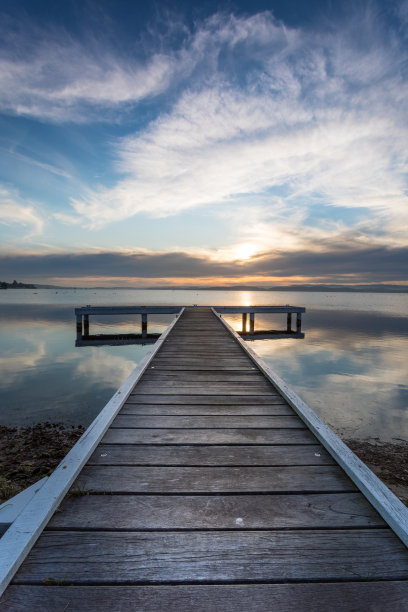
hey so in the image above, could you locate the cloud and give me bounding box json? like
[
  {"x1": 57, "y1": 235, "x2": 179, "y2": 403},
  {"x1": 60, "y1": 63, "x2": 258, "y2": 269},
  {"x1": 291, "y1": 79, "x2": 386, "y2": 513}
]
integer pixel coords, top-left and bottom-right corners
[
  {"x1": 1, "y1": 5, "x2": 408, "y2": 264},
  {"x1": 254, "y1": 243, "x2": 408, "y2": 282},
  {"x1": 6, "y1": 150, "x2": 72, "y2": 179},
  {"x1": 0, "y1": 186, "x2": 44, "y2": 238},
  {"x1": 0, "y1": 21, "x2": 178, "y2": 122},
  {"x1": 66, "y1": 7, "x2": 408, "y2": 248},
  {"x1": 0, "y1": 242, "x2": 406, "y2": 284}
]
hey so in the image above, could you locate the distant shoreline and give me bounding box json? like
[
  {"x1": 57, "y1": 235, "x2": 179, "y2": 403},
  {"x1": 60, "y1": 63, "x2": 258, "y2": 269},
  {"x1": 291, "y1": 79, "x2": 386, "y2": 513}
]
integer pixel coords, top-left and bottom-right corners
[{"x1": 2, "y1": 283, "x2": 408, "y2": 293}]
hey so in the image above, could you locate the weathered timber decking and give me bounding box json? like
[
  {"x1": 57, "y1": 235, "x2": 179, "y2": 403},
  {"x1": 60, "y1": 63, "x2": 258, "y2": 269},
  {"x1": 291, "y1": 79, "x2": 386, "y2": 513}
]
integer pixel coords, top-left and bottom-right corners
[{"x1": 1, "y1": 306, "x2": 408, "y2": 611}]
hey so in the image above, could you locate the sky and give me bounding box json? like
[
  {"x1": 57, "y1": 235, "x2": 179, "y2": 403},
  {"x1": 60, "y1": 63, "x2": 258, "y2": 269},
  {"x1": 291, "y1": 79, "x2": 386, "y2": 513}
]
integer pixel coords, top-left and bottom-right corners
[{"x1": 0, "y1": 0, "x2": 407, "y2": 287}]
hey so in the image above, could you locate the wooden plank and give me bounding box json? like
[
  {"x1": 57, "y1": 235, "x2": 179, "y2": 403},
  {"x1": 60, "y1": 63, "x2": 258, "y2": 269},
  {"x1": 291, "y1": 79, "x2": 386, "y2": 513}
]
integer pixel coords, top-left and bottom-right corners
[
  {"x1": 156, "y1": 351, "x2": 246, "y2": 356},
  {"x1": 150, "y1": 361, "x2": 256, "y2": 369},
  {"x1": 4, "y1": 582, "x2": 408, "y2": 612},
  {"x1": 126, "y1": 395, "x2": 282, "y2": 404},
  {"x1": 119, "y1": 404, "x2": 294, "y2": 415},
  {"x1": 158, "y1": 346, "x2": 242, "y2": 351},
  {"x1": 154, "y1": 355, "x2": 255, "y2": 361},
  {"x1": 154, "y1": 352, "x2": 251, "y2": 356},
  {"x1": 147, "y1": 364, "x2": 258, "y2": 371},
  {"x1": 73, "y1": 465, "x2": 355, "y2": 493},
  {"x1": 111, "y1": 415, "x2": 304, "y2": 429},
  {"x1": 160, "y1": 344, "x2": 243, "y2": 356},
  {"x1": 13, "y1": 530, "x2": 408, "y2": 584},
  {"x1": 213, "y1": 310, "x2": 408, "y2": 547},
  {"x1": 141, "y1": 372, "x2": 265, "y2": 382},
  {"x1": 135, "y1": 380, "x2": 272, "y2": 388},
  {"x1": 155, "y1": 347, "x2": 248, "y2": 351},
  {"x1": 166, "y1": 330, "x2": 229, "y2": 334},
  {"x1": 158, "y1": 341, "x2": 240, "y2": 345},
  {"x1": 49, "y1": 493, "x2": 384, "y2": 530},
  {"x1": 162, "y1": 335, "x2": 235, "y2": 340},
  {"x1": 88, "y1": 444, "x2": 335, "y2": 466},
  {"x1": 133, "y1": 383, "x2": 273, "y2": 394},
  {"x1": 102, "y1": 428, "x2": 316, "y2": 445},
  {"x1": 161, "y1": 332, "x2": 236, "y2": 337},
  {"x1": 171, "y1": 332, "x2": 230, "y2": 334},
  {"x1": 0, "y1": 309, "x2": 185, "y2": 597},
  {"x1": 161, "y1": 342, "x2": 236, "y2": 346},
  {"x1": 153, "y1": 355, "x2": 253, "y2": 361}
]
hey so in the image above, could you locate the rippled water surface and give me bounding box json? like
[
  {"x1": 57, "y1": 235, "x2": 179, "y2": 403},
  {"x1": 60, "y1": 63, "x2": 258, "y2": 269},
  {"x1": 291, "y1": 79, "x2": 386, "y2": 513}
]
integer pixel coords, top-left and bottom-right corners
[{"x1": 0, "y1": 289, "x2": 407, "y2": 441}]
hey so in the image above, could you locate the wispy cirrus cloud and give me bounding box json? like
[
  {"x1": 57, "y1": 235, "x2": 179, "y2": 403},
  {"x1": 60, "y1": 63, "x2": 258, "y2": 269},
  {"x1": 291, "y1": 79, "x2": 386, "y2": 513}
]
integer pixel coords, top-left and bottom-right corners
[
  {"x1": 5, "y1": 149, "x2": 72, "y2": 179},
  {"x1": 0, "y1": 186, "x2": 44, "y2": 238},
  {"x1": 0, "y1": 10, "x2": 293, "y2": 122},
  {"x1": 66, "y1": 8, "x2": 408, "y2": 250},
  {"x1": 0, "y1": 21, "x2": 178, "y2": 122}
]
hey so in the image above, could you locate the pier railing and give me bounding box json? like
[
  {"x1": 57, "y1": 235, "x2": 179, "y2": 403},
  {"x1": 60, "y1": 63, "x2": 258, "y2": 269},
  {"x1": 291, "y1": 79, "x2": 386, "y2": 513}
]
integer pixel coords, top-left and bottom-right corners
[
  {"x1": 213, "y1": 305, "x2": 305, "y2": 335},
  {"x1": 74, "y1": 306, "x2": 183, "y2": 345}
]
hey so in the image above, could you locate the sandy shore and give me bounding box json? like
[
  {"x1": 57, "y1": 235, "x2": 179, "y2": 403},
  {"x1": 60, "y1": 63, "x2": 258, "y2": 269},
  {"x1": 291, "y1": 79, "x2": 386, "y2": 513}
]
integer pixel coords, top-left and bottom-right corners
[{"x1": 1, "y1": 424, "x2": 407, "y2": 506}]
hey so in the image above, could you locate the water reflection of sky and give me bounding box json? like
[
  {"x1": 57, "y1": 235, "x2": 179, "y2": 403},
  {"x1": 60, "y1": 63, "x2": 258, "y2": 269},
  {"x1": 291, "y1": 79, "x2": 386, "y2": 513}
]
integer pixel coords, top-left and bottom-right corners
[
  {"x1": 0, "y1": 291, "x2": 407, "y2": 442},
  {"x1": 0, "y1": 303, "x2": 171, "y2": 426},
  {"x1": 224, "y1": 310, "x2": 408, "y2": 441}
]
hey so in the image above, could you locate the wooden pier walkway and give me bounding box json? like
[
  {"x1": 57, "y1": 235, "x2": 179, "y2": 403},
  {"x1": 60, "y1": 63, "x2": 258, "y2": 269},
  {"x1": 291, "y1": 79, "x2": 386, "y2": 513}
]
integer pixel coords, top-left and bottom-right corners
[{"x1": 1, "y1": 306, "x2": 408, "y2": 610}]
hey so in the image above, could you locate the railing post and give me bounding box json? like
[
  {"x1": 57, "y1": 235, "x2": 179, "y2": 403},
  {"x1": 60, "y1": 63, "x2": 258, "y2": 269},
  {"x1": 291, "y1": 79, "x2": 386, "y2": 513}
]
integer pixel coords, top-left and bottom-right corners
[
  {"x1": 141, "y1": 313, "x2": 148, "y2": 337},
  {"x1": 287, "y1": 313, "x2": 292, "y2": 333},
  {"x1": 76, "y1": 315, "x2": 82, "y2": 342},
  {"x1": 84, "y1": 314, "x2": 89, "y2": 337},
  {"x1": 296, "y1": 312, "x2": 302, "y2": 332},
  {"x1": 249, "y1": 312, "x2": 255, "y2": 334},
  {"x1": 242, "y1": 312, "x2": 247, "y2": 333}
]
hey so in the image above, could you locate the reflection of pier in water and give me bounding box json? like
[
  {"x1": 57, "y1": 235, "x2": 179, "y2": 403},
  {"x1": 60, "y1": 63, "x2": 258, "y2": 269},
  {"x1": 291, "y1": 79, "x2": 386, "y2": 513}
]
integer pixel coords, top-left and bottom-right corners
[{"x1": 74, "y1": 305, "x2": 306, "y2": 346}]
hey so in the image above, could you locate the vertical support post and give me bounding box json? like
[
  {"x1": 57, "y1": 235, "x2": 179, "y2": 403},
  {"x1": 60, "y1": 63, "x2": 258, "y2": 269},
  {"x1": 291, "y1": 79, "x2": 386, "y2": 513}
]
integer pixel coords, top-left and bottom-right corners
[
  {"x1": 242, "y1": 312, "x2": 247, "y2": 333},
  {"x1": 249, "y1": 312, "x2": 255, "y2": 334},
  {"x1": 296, "y1": 312, "x2": 302, "y2": 333},
  {"x1": 141, "y1": 313, "x2": 148, "y2": 338},
  {"x1": 84, "y1": 314, "x2": 89, "y2": 337},
  {"x1": 76, "y1": 315, "x2": 82, "y2": 342},
  {"x1": 287, "y1": 313, "x2": 292, "y2": 333}
]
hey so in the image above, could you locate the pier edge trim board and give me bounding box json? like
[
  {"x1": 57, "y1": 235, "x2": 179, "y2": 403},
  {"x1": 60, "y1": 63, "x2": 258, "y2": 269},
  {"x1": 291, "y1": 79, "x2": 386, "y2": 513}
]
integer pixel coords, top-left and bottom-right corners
[
  {"x1": 74, "y1": 306, "x2": 185, "y2": 315},
  {"x1": 213, "y1": 306, "x2": 305, "y2": 313},
  {"x1": 0, "y1": 308, "x2": 185, "y2": 598},
  {"x1": 212, "y1": 307, "x2": 408, "y2": 549}
]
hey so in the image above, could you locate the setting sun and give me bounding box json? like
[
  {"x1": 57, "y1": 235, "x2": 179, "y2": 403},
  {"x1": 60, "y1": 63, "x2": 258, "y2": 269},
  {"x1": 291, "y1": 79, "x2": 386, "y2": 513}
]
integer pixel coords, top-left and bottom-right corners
[{"x1": 234, "y1": 244, "x2": 257, "y2": 261}]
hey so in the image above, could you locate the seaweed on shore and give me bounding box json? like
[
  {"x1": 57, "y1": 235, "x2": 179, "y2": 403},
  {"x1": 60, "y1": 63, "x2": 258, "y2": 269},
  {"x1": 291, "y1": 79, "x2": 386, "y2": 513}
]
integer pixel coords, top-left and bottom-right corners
[
  {"x1": 0, "y1": 422, "x2": 84, "y2": 504},
  {"x1": 345, "y1": 439, "x2": 408, "y2": 505}
]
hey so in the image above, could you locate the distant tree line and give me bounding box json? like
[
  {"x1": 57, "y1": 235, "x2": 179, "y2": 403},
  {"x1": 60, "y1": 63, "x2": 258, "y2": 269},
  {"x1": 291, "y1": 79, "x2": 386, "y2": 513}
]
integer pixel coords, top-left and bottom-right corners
[{"x1": 0, "y1": 280, "x2": 36, "y2": 289}]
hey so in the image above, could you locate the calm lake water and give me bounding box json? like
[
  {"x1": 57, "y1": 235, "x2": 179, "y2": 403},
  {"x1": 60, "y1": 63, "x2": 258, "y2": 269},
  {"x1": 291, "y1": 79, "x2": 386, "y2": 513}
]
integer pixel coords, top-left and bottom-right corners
[{"x1": 0, "y1": 289, "x2": 407, "y2": 442}]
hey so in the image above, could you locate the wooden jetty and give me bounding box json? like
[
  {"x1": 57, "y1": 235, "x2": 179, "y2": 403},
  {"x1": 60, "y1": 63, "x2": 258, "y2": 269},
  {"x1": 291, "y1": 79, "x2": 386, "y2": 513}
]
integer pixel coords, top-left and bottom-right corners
[
  {"x1": 1, "y1": 306, "x2": 408, "y2": 611},
  {"x1": 74, "y1": 304, "x2": 305, "y2": 345}
]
